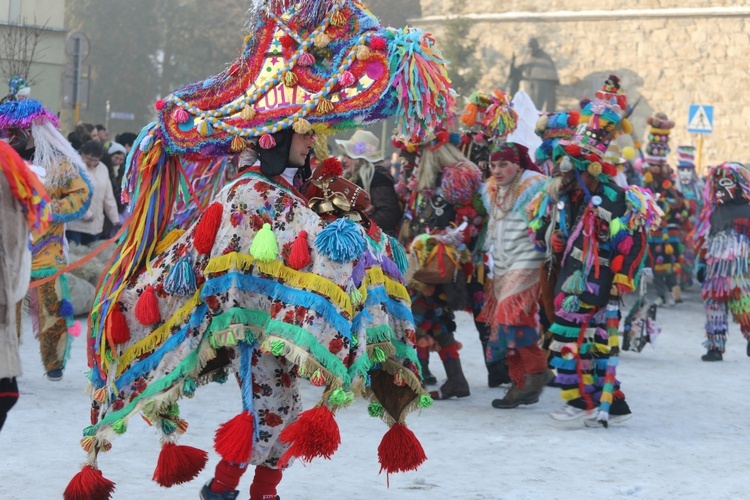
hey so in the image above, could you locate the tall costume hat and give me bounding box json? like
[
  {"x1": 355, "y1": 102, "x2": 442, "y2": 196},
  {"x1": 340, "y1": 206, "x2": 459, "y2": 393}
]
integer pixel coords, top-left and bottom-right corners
[
  {"x1": 67, "y1": 2, "x2": 452, "y2": 498},
  {"x1": 553, "y1": 74, "x2": 633, "y2": 180},
  {"x1": 676, "y1": 145, "x2": 696, "y2": 169},
  {"x1": 644, "y1": 112, "x2": 674, "y2": 166},
  {"x1": 458, "y1": 90, "x2": 517, "y2": 165},
  {"x1": 534, "y1": 109, "x2": 578, "y2": 173}
]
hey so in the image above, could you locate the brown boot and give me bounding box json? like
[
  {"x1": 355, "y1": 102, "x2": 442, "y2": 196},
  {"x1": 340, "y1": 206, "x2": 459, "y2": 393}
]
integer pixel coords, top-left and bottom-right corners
[
  {"x1": 429, "y1": 357, "x2": 470, "y2": 400},
  {"x1": 492, "y1": 379, "x2": 541, "y2": 409},
  {"x1": 519, "y1": 371, "x2": 549, "y2": 399}
]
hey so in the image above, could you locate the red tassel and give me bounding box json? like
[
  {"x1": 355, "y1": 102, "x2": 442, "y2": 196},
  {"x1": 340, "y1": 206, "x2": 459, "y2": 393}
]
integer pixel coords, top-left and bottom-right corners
[
  {"x1": 152, "y1": 442, "x2": 208, "y2": 487},
  {"x1": 564, "y1": 144, "x2": 581, "y2": 157},
  {"x1": 106, "y1": 303, "x2": 131, "y2": 345},
  {"x1": 194, "y1": 202, "x2": 224, "y2": 255},
  {"x1": 320, "y1": 157, "x2": 343, "y2": 177},
  {"x1": 135, "y1": 285, "x2": 160, "y2": 326},
  {"x1": 377, "y1": 423, "x2": 427, "y2": 474},
  {"x1": 287, "y1": 230, "x2": 311, "y2": 270},
  {"x1": 277, "y1": 406, "x2": 340, "y2": 468},
  {"x1": 64, "y1": 465, "x2": 116, "y2": 500},
  {"x1": 214, "y1": 411, "x2": 255, "y2": 463},
  {"x1": 611, "y1": 255, "x2": 625, "y2": 273}
]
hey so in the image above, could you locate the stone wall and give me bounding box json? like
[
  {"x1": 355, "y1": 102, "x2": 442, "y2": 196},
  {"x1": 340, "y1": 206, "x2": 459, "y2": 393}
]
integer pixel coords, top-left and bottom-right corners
[{"x1": 416, "y1": 1, "x2": 750, "y2": 169}]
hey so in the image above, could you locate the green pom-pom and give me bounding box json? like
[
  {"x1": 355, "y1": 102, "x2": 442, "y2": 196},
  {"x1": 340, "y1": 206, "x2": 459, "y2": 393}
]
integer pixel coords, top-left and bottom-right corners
[
  {"x1": 371, "y1": 346, "x2": 387, "y2": 363},
  {"x1": 561, "y1": 270, "x2": 586, "y2": 295},
  {"x1": 271, "y1": 339, "x2": 285, "y2": 356},
  {"x1": 161, "y1": 419, "x2": 177, "y2": 435},
  {"x1": 183, "y1": 377, "x2": 196, "y2": 397},
  {"x1": 112, "y1": 419, "x2": 127, "y2": 435},
  {"x1": 529, "y1": 219, "x2": 543, "y2": 232},
  {"x1": 562, "y1": 295, "x2": 581, "y2": 313},
  {"x1": 168, "y1": 403, "x2": 180, "y2": 417},
  {"x1": 328, "y1": 388, "x2": 355, "y2": 407},
  {"x1": 349, "y1": 287, "x2": 363, "y2": 305},
  {"x1": 418, "y1": 394, "x2": 434, "y2": 408},
  {"x1": 367, "y1": 401, "x2": 383, "y2": 417},
  {"x1": 249, "y1": 223, "x2": 278, "y2": 262},
  {"x1": 610, "y1": 218, "x2": 624, "y2": 238}
]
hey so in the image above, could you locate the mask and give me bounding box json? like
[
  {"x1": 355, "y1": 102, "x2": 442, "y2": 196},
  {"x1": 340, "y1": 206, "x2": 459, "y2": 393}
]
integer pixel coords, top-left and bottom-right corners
[{"x1": 715, "y1": 174, "x2": 738, "y2": 204}]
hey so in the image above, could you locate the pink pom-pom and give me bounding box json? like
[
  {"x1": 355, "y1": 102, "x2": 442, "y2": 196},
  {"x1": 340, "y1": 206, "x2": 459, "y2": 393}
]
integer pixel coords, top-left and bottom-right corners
[
  {"x1": 68, "y1": 321, "x2": 82, "y2": 337},
  {"x1": 370, "y1": 36, "x2": 387, "y2": 51},
  {"x1": 298, "y1": 52, "x2": 315, "y2": 67},
  {"x1": 172, "y1": 108, "x2": 189, "y2": 123},
  {"x1": 339, "y1": 71, "x2": 355, "y2": 87},
  {"x1": 473, "y1": 133, "x2": 484, "y2": 143},
  {"x1": 155, "y1": 100, "x2": 166, "y2": 110},
  {"x1": 259, "y1": 133, "x2": 276, "y2": 149}
]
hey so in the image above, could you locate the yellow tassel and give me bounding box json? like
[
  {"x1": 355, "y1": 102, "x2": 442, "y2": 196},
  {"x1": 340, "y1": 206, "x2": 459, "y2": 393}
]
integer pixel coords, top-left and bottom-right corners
[
  {"x1": 316, "y1": 98, "x2": 334, "y2": 114},
  {"x1": 356, "y1": 45, "x2": 371, "y2": 60},
  {"x1": 314, "y1": 32, "x2": 330, "y2": 48},
  {"x1": 292, "y1": 118, "x2": 311, "y2": 134},
  {"x1": 241, "y1": 105, "x2": 256, "y2": 121},
  {"x1": 80, "y1": 436, "x2": 97, "y2": 452},
  {"x1": 155, "y1": 229, "x2": 186, "y2": 254},
  {"x1": 621, "y1": 118, "x2": 633, "y2": 134},
  {"x1": 230, "y1": 135, "x2": 246, "y2": 152},
  {"x1": 283, "y1": 71, "x2": 298, "y2": 88},
  {"x1": 330, "y1": 10, "x2": 346, "y2": 26}
]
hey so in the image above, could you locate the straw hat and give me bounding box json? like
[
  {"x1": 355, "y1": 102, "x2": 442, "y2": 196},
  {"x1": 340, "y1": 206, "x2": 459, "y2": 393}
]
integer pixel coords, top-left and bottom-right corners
[{"x1": 335, "y1": 130, "x2": 383, "y2": 163}]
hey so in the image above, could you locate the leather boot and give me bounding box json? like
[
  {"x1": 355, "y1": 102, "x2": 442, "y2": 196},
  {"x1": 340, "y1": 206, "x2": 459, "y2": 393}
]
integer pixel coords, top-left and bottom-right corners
[
  {"x1": 418, "y1": 355, "x2": 437, "y2": 386},
  {"x1": 518, "y1": 371, "x2": 548, "y2": 402},
  {"x1": 701, "y1": 348, "x2": 723, "y2": 361},
  {"x1": 429, "y1": 357, "x2": 470, "y2": 400},
  {"x1": 491, "y1": 378, "x2": 541, "y2": 409}
]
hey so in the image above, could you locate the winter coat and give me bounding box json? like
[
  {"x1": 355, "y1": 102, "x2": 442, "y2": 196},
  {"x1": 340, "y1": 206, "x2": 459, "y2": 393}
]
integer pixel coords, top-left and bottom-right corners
[
  {"x1": 66, "y1": 161, "x2": 119, "y2": 236},
  {"x1": 0, "y1": 172, "x2": 31, "y2": 379},
  {"x1": 361, "y1": 168, "x2": 403, "y2": 235}
]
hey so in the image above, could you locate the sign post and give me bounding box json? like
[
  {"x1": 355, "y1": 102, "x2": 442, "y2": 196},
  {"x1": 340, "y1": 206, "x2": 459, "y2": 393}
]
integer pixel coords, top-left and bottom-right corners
[{"x1": 687, "y1": 104, "x2": 714, "y2": 175}]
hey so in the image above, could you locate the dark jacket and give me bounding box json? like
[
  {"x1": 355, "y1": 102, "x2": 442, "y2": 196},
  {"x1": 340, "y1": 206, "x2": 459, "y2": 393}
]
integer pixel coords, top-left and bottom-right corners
[{"x1": 361, "y1": 168, "x2": 403, "y2": 235}]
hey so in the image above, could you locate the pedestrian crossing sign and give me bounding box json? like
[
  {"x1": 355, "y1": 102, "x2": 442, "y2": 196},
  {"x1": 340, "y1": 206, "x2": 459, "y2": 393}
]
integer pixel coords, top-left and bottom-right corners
[{"x1": 687, "y1": 105, "x2": 713, "y2": 134}]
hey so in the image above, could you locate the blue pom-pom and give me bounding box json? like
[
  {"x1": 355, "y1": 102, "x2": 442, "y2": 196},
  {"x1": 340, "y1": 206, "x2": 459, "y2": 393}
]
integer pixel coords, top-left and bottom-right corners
[
  {"x1": 59, "y1": 299, "x2": 74, "y2": 318},
  {"x1": 314, "y1": 218, "x2": 366, "y2": 263},
  {"x1": 562, "y1": 295, "x2": 581, "y2": 313},
  {"x1": 164, "y1": 255, "x2": 197, "y2": 296}
]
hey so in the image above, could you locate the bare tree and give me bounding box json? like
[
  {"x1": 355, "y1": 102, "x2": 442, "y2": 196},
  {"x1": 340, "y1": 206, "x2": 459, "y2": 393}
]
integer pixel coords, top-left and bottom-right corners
[{"x1": 0, "y1": 15, "x2": 50, "y2": 86}]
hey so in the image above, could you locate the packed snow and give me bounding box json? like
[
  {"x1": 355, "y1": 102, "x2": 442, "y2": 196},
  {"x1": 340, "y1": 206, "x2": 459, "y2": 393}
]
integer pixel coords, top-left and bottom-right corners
[{"x1": 3, "y1": 287, "x2": 749, "y2": 499}]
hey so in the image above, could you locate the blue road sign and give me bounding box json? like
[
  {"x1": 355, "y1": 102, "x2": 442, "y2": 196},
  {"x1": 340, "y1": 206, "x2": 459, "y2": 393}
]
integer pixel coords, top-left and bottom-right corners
[{"x1": 687, "y1": 105, "x2": 713, "y2": 134}]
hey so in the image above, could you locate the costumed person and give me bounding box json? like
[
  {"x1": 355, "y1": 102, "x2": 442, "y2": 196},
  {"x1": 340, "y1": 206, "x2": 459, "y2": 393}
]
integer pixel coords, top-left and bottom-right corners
[
  {"x1": 0, "y1": 140, "x2": 51, "y2": 431},
  {"x1": 336, "y1": 130, "x2": 402, "y2": 235},
  {"x1": 406, "y1": 131, "x2": 484, "y2": 399},
  {"x1": 534, "y1": 110, "x2": 578, "y2": 177},
  {"x1": 641, "y1": 112, "x2": 688, "y2": 306},
  {"x1": 0, "y1": 93, "x2": 92, "y2": 382},
  {"x1": 528, "y1": 75, "x2": 661, "y2": 427},
  {"x1": 692, "y1": 162, "x2": 750, "y2": 361},
  {"x1": 64, "y1": 2, "x2": 455, "y2": 499},
  {"x1": 478, "y1": 143, "x2": 548, "y2": 408},
  {"x1": 456, "y1": 89, "x2": 518, "y2": 387},
  {"x1": 675, "y1": 146, "x2": 703, "y2": 289}
]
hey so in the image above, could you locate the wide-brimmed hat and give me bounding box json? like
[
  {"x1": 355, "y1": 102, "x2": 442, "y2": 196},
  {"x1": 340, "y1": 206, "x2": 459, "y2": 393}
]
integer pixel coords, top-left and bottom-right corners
[{"x1": 335, "y1": 130, "x2": 383, "y2": 163}]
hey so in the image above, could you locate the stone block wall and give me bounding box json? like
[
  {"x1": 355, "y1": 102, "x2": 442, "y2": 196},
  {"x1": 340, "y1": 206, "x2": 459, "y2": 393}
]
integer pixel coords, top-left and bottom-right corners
[{"x1": 416, "y1": 1, "x2": 750, "y2": 168}]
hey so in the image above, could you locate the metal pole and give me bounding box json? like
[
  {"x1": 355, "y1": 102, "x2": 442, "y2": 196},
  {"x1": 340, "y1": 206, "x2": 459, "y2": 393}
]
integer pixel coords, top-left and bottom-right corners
[
  {"x1": 697, "y1": 134, "x2": 704, "y2": 176},
  {"x1": 105, "y1": 100, "x2": 111, "y2": 131},
  {"x1": 73, "y1": 37, "x2": 81, "y2": 124}
]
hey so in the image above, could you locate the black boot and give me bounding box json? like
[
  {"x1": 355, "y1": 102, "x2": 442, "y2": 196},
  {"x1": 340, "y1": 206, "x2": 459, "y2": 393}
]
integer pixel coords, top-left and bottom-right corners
[
  {"x1": 491, "y1": 381, "x2": 540, "y2": 409},
  {"x1": 746, "y1": 340, "x2": 750, "y2": 358},
  {"x1": 418, "y1": 355, "x2": 437, "y2": 386},
  {"x1": 701, "y1": 348, "x2": 723, "y2": 362},
  {"x1": 486, "y1": 360, "x2": 511, "y2": 388},
  {"x1": 429, "y1": 357, "x2": 470, "y2": 400}
]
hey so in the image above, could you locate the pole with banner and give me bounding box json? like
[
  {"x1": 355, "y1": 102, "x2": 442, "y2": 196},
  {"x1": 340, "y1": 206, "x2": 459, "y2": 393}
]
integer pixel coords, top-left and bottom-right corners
[{"x1": 687, "y1": 104, "x2": 713, "y2": 176}]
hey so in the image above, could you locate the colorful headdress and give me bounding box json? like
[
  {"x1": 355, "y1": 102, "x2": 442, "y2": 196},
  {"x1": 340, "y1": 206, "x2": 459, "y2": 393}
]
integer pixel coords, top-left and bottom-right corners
[
  {"x1": 553, "y1": 75, "x2": 632, "y2": 180},
  {"x1": 644, "y1": 112, "x2": 674, "y2": 165},
  {"x1": 4, "y1": 76, "x2": 30, "y2": 102},
  {"x1": 705, "y1": 162, "x2": 750, "y2": 205},
  {"x1": 676, "y1": 145, "x2": 696, "y2": 169},
  {"x1": 0, "y1": 140, "x2": 51, "y2": 232},
  {"x1": 534, "y1": 110, "x2": 578, "y2": 166},
  {"x1": 481, "y1": 90, "x2": 518, "y2": 147},
  {"x1": 0, "y1": 97, "x2": 59, "y2": 130}
]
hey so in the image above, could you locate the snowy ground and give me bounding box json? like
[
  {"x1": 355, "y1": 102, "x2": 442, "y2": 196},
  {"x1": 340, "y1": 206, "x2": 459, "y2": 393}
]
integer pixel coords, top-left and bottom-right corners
[{"x1": 3, "y1": 287, "x2": 750, "y2": 499}]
